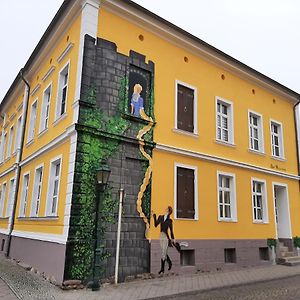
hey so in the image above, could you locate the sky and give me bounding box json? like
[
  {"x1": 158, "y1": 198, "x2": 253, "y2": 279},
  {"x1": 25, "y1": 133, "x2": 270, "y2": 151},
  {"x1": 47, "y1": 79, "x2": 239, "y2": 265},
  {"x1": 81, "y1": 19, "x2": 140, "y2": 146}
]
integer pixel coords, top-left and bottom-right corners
[{"x1": 0, "y1": 0, "x2": 299, "y2": 101}]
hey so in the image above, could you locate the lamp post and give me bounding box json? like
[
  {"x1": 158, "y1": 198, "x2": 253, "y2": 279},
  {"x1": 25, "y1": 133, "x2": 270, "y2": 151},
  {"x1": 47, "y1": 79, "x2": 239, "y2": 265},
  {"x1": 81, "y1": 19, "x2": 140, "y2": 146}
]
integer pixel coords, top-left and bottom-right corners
[{"x1": 91, "y1": 162, "x2": 111, "y2": 291}]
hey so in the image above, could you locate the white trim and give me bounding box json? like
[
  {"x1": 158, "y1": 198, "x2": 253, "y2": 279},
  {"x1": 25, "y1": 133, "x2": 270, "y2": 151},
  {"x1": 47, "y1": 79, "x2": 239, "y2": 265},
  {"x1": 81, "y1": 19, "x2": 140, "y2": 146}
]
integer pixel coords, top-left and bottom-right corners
[
  {"x1": 270, "y1": 119, "x2": 285, "y2": 160},
  {"x1": 272, "y1": 182, "x2": 292, "y2": 239},
  {"x1": 156, "y1": 143, "x2": 300, "y2": 180},
  {"x1": 215, "y1": 96, "x2": 234, "y2": 144},
  {"x1": 39, "y1": 82, "x2": 52, "y2": 134},
  {"x1": 30, "y1": 163, "x2": 44, "y2": 217},
  {"x1": 57, "y1": 42, "x2": 74, "y2": 63},
  {"x1": 172, "y1": 128, "x2": 199, "y2": 139},
  {"x1": 248, "y1": 110, "x2": 265, "y2": 153},
  {"x1": 19, "y1": 172, "x2": 30, "y2": 218},
  {"x1": 0, "y1": 228, "x2": 9, "y2": 235},
  {"x1": 27, "y1": 98, "x2": 38, "y2": 143},
  {"x1": 41, "y1": 66, "x2": 56, "y2": 82},
  {"x1": 0, "y1": 165, "x2": 17, "y2": 179},
  {"x1": 6, "y1": 177, "x2": 15, "y2": 218},
  {"x1": 9, "y1": 113, "x2": 16, "y2": 122},
  {"x1": 6, "y1": 125, "x2": 14, "y2": 159},
  {"x1": 11, "y1": 230, "x2": 67, "y2": 244},
  {"x1": 17, "y1": 102, "x2": 23, "y2": 112},
  {"x1": 251, "y1": 178, "x2": 269, "y2": 224},
  {"x1": 217, "y1": 171, "x2": 237, "y2": 222},
  {"x1": 30, "y1": 84, "x2": 41, "y2": 97},
  {"x1": 174, "y1": 80, "x2": 198, "y2": 135},
  {"x1": 174, "y1": 162, "x2": 198, "y2": 220}
]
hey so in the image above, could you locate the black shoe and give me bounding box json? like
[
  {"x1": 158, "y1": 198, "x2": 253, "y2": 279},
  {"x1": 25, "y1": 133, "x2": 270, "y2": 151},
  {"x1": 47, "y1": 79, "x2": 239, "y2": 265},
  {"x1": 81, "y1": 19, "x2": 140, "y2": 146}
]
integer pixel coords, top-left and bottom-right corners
[
  {"x1": 158, "y1": 259, "x2": 165, "y2": 274},
  {"x1": 166, "y1": 255, "x2": 172, "y2": 271}
]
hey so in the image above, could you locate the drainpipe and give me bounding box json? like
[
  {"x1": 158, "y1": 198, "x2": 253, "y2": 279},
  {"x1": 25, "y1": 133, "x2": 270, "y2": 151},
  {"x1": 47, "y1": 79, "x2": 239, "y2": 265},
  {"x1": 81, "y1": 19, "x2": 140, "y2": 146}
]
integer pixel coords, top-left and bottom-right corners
[
  {"x1": 5, "y1": 68, "x2": 30, "y2": 257},
  {"x1": 294, "y1": 101, "x2": 300, "y2": 182}
]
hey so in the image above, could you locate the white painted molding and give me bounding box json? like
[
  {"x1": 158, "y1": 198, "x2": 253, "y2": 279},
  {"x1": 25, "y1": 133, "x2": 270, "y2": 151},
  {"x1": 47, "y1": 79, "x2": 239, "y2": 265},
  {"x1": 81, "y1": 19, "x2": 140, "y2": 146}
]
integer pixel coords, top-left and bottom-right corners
[
  {"x1": 41, "y1": 66, "x2": 56, "y2": 82},
  {"x1": 156, "y1": 143, "x2": 300, "y2": 180},
  {"x1": 30, "y1": 84, "x2": 41, "y2": 97},
  {"x1": 57, "y1": 43, "x2": 74, "y2": 63},
  {"x1": 11, "y1": 230, "x2": 67, "y2": 244},
  {"x1": 0, "y1": 164, "x2": 17, "y2": 179}
]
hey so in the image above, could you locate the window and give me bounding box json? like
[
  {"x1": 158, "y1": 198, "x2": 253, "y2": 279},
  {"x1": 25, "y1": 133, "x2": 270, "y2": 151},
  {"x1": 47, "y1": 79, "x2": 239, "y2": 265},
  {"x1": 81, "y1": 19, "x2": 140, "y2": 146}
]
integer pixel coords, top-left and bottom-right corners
[
  {"x1": 14, "y1": 115, "x2": 22, "y2": 152},
  {"x1": 0, "y1": 183, "x2": 6, "y2": 217},
  {"x1": 56, "y1": 64, "x2": 69, "y2": 119},
  {"x1": 6, "y1": 179, "x2": 15, "y2": 217},
  {"x1": 0, "y1": 133, "x2": 7, "y2": 162},
  {"x1": 40, "y1": 84, "x2": 51, "y2": 132},
  {"x1": 46, "y1": 158, "x2": 61, "y2": 216},
  {"x1": 224, "y1": 248, "x2": 236, "y2": 263},
  {"x1": 217, "y1": 172, "x2": 237, "y2": 221},
  {"x1": 31, "y1": 166, "x2": 43, "y2": 217},
  {"x1": 6, "y1": 126, "x2": 14, "y2": 159},
  {"x1": 216, "y1": 98, "x2": 234, "y2": 144},
  {"x1": 175, "y1": 164, "x2": 198, "y2": 219},
  {"x1": 28, "y1": 100, "x2": 38, "y2": 142},
  {"x1": 270, "y1": 121, "x2": 284, "y2": 158},
  {"x1": 19, "y1": 173, "x2": 30, "y2": 217},
  {"x1": 252, "y1": 179, "x2": 268, "y2": 223},
  {"x1": 176, "y1": 82, "x2": 197, "y2": 134},
  {"x1": 248, "y1": 111, "x2": 264, "y2": 152}
]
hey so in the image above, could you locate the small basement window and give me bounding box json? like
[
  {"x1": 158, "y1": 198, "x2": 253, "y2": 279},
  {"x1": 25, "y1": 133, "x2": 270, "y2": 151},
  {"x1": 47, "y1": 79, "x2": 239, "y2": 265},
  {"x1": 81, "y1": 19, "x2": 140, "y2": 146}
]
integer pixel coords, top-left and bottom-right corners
[
  {"x1": 259, "y1": 247, "x2": 269, "y2": 261},
  {"x1": 180, "y1": 249, "x2": 195, "y2": 266},
  {"x1": 224, "y1": 248, "x2": 236, "y2": 263}
]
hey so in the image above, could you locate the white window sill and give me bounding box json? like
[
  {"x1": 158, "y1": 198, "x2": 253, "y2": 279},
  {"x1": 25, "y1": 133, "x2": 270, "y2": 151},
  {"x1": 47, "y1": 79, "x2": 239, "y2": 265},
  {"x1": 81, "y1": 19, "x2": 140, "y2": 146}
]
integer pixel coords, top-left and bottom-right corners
[
  {"x1": 0, "y1": 217, "x2": 9, "y2": 220},
  {"x1": 215, "y1": 139, "x2": 236, "y2": 148},
  {"x1": 25, "y1": 139, "x2": 34, "y2": 147},
  {"x1": 53, "y1": 113, "x2": 67, "y2": 127},
  {"x1": 248, "y1": 149, "x2": 265, "y2": 156},
  {"x1": 18, "y1": 216, "x2": 59, "y2": 221},
  {"x1": 12, "y1": 151, "x2": 17, "y2": 157},
  {"x1": 175, "y1": 217, "x2": 199, "y2": 221},
  {"x1": 173, "y1": 128, "x2": 199, "y2": 138},
  {"x1": 253, "y1": 220, "x2": 269, "y2": 224},
  {"x1": 4, "y1": 156, "x2": 11, "y2": 163},
  {"x1": 38, "y1": 128, "x2": 48, "y2": 139},
  {"x1": 271, "y1": 155, "x2": 286, "y2": 162},
  {"x1": 218, "y1": 218, "x2": 237, "y2": 223}
]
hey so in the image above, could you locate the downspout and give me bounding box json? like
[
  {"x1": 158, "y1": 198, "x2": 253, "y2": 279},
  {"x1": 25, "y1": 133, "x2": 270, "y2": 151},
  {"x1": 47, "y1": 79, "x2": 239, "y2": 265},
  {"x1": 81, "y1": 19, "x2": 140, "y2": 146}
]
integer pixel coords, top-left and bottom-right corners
[
  {"x1": 294, "y1": 100, "x2": 300, "y2": 188},
  {"x1": 5, "y1": 68, "x2": 30, "y2": 257}
]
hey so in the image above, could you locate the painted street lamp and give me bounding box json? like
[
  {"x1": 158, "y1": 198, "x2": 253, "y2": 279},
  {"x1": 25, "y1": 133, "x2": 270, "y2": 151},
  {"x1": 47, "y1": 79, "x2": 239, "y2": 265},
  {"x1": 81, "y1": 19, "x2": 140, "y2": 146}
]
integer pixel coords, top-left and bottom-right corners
[{"x1": 91, "y1": 162, "x2": 111, "y2": 291}]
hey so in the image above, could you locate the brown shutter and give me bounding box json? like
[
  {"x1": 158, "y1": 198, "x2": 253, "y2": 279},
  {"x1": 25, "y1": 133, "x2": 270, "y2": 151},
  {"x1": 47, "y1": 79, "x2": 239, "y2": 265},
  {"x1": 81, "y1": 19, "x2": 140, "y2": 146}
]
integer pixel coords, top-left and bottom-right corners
[
  {"x1": 177, "y1": 84, "x2": 194, "y2": 133},
  {"x1": 177, "y1": 167, "x2": 195, "y2": 219}
]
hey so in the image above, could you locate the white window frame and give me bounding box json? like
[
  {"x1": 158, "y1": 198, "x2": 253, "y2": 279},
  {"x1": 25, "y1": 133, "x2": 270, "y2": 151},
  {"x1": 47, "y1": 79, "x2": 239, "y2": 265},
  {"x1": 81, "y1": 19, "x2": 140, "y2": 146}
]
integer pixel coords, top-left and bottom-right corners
[
  {"x1": 251, "y1": 178, "x2": 268, "y2": 223},
  {"x1": 6, "y1": 177, "x2": 15, "y2": 217},
  {"x1": 39, "y1": 83, "x2": 52, "y2": 133},
  {"x1": 14, "y1": 115, "x2": 22, "y2": 153},
  {"x1": 31, "y1": 164, "x2": 44, "y2": 217},
  {"x1": 1, "y1": 132, "x2": 7, "y2": 162},
  {"x1": 174, "y1": 80, "x2": 198, "y2": 135},
  {"x1": 215, "y1": 97, "x2": 234, "y2": 145},
  {"x1": 270, "y1": 119, "x2": 285, "y2": 159},
  {"x1": 27, "y1": 99, "x2": 38, "y2": 143},
  {"x1": 55, "y1": 61, "x2": 70, "y2": 120},
  {"x1": 46, "y1": 156, "x2": 62, "y2": 216},
  {"x1": 19, "y1": 172, "x2": 30, "y2": 217},
  {"x1": 248, "y1": 110, "x2": 264, "y2": 153},
  {"x1": 217, "y1": 171, "x2": 237, "y2": 222},
  {"x1": 6, "y1": 125, "x2": 14, "y2": 159},
  {"x1": 0, "y1": 182, "x2": 6, "y2": 217},
  {"x1": 174, "y1": 162, "x2": 199, "y2": 220}
]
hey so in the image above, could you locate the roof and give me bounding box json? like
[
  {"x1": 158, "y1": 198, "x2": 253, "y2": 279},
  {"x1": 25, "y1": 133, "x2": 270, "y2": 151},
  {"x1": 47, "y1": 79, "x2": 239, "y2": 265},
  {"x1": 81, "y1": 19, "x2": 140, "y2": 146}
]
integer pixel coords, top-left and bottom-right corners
[{"x1": 2, "y1": 0, "x2": 300, "y2": 108}]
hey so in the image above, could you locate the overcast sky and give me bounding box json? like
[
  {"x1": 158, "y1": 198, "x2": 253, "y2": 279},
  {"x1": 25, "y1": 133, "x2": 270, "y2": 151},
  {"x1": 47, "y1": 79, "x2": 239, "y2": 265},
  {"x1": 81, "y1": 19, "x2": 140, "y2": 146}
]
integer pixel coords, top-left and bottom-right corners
[{"x1": 0, "y1": 0, "x2": 299, "y2": 101}]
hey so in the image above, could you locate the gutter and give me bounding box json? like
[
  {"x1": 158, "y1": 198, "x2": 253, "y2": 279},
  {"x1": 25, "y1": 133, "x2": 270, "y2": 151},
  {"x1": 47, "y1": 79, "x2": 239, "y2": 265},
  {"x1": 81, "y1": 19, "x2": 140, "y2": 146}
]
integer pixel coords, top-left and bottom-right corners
[
  {"x1": 5, "y1": 69, "x2": 30, "y2": 257},
  {"x1": 294, "y1": 101, "x2": 300, "y2": 184}
]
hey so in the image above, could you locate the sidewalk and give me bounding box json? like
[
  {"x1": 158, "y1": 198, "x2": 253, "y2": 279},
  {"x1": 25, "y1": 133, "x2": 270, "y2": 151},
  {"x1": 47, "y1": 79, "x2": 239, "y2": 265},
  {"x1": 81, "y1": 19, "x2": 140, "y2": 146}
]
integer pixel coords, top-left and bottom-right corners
[{"x1": 1, "y1": 254, "x2": 300, "y2": 300}]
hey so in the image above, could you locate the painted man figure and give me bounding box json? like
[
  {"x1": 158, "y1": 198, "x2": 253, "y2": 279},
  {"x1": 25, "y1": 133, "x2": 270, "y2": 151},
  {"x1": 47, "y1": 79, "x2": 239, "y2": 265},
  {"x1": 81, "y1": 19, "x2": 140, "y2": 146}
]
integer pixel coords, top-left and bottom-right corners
[{"x1": 152, "y1": 206, "x2": 175, "y2": 274}]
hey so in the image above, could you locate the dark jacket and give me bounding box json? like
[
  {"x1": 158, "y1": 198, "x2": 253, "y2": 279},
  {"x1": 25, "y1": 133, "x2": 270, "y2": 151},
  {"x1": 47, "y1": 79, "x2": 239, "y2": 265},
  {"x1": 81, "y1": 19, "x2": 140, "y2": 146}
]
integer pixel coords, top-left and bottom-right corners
[{"x1": 153, "y1": 214, "x2": 174, "y2": 241}]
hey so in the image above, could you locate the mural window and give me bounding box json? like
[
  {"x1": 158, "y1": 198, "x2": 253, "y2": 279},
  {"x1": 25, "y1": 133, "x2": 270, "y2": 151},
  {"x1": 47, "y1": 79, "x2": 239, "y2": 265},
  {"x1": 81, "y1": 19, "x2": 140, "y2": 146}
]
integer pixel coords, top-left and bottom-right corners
[
  {"x1": 217, "y1": 172, "x2": 237, "y2": 222},
  {"x1": 28, "y1": 100, "x2": 38, "y2": 142},
  {"x1": 270, "y1": 121, "x2": 284, "y2": 158},
  {"x1": 40, "y1": 84, "x2": 51, "y2": 132},
  {"x1": 176, "y1": 82, "x2": 196, "y2": 133},
  {"x1": 19, "y1": 173, "x2": 29, "y2": 217},
  {"x1": 6, "y1": 178, "x2": 15, "y2": 217},
  {"x1": 216, "y1": 98, "x2": 234, "y2": 144},
  {"x1": 0, "y1": 183, "x2": 6, "y2": 217},
  {"x1": 14, "y1": 115, "x2": 22, "y2": 153},
  {"x1": 252, "y1": 179, "x2": 268, "y2": 223},
  {"x1": 46, "y1": 158, "x2": 61, "y2": 216},
  {"x1": 175, "y1": 164, "x2": 198, "y2": 220},
  {"x1": 249, "y1": 111, "x2": 264, "y2": 153},
  {"x1": 56, "y1": 63, "x2": 69, "y2": 120},
  {"x1": 31, "y1": 166, "x2": 43, "y2": 217},
  {"x1": 6, "y1": 126, "x2": 14, "y2": 159}
]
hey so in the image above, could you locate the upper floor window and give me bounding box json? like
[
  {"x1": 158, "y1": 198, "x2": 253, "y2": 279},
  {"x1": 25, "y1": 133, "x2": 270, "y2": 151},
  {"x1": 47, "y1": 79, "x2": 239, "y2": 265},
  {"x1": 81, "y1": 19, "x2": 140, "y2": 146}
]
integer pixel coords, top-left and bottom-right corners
[
  {"x1": 19, "y1": 173, "x2": 30, "y2": 217},
  {"x1": 176, "y1": 82, "x2": 197, "y2": 134},
  {"x1": 56, "y1": 63, "x2": 69, "y2": 119},
  {"x1": 0, "y1": 133, "x2": 7, "y2": 162},
  {"x1": 248, "y1": 111, "x2": 264, "y2": 153},
  {"x1": 6, "y1": 126, "x2": 14, "y2": 159},
  {"x1": 0, "y1": 183, "x2": 6, "y2": 217},
  {"x1": 270, "y1": 120, "x2": 284, "y2": 158},
  {"x1": 40, "y1": 84, "x2": 51, "y2": 132},
  {"x1": 252, "y1": 179, "x2": 268, "y2": 223},
  {"x1": 216, "y1": 98, "x2": 234, "y2": 144},
  {"x1": 28, "y1": 100, "x2": 38, "y2": 142},
  {"x1": 217, "y1": 172, "x2": 237, "y2": 222},
  {"x1": 175, "y1": 164, "x2": 198, "y2": 220},
  {"x1": 31, "y1": 166, "x2": 43, "y2": 217},
  {"x1": 6, "y1": 178, "x2": 15, "y2": 217},
  {"x1": 46, "y1": 158, "x2": 62, "y2": 216},
  {"x1": 14, "y1": 115, "x2": 22, "y2": 152}
]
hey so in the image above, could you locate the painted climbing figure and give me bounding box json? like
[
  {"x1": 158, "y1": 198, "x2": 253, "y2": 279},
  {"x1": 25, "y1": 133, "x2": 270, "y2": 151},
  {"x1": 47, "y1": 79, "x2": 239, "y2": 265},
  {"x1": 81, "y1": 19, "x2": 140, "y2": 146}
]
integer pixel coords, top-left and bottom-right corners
[
  {"x1": 152, "y1": 206, "x2": 175, "y2": 274},
  {"x1": 131, "y1": 83, "x2": 144, "y2": 117}
]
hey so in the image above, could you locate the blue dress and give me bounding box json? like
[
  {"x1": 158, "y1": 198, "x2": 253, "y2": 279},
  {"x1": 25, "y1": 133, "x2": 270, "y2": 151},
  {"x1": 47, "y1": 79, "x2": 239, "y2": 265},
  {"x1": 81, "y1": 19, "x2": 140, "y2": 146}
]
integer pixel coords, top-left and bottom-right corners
[{"x1": 131, "y1": 94, "x2": 144, "y2": 117}]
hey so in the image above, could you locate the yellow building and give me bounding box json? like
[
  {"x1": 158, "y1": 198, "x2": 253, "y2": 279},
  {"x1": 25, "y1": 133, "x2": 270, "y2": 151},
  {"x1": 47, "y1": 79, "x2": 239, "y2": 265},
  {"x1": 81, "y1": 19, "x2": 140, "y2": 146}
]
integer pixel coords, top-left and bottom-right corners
[{"x1": 0, "y1": 0, "x2": 299, "y2": 284}]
